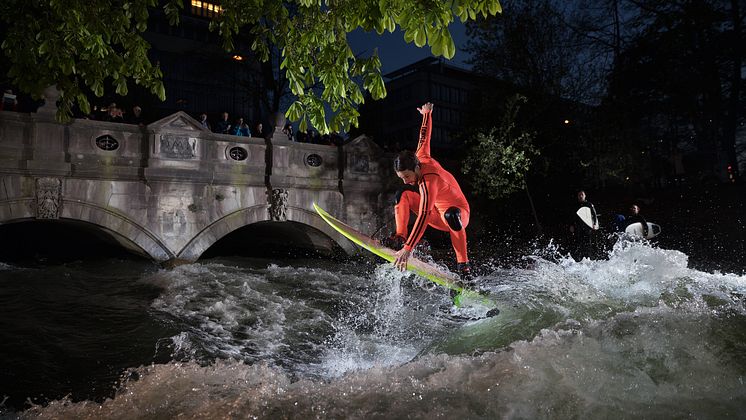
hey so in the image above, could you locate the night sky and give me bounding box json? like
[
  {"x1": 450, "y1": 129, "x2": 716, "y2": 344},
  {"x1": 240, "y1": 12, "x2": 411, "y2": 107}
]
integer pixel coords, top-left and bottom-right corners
[{"x1": 347, "y1": 21, "x2": 471, "y2": 74}]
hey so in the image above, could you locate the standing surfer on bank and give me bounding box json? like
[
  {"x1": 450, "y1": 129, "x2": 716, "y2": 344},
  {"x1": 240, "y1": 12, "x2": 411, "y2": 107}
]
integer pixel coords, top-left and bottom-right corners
[
  {"x1": 626, "y1": 204, "x2": 649, "y2": 238},
  {"x1": 387, "y1": 102, "x2": 473, "y2": 279},
  {"x1": 569, "y1": 190, "x2": 599, "y2": 260}
]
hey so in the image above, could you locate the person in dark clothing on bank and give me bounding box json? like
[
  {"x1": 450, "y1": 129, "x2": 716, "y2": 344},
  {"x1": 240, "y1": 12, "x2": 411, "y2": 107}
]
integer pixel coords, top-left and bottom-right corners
[
  {"x1": 569, "y1": 190, "x2": 600, "y2": 260},
  {"x1": 626, "y1": 204, "x2": 649, "y2": 238}
]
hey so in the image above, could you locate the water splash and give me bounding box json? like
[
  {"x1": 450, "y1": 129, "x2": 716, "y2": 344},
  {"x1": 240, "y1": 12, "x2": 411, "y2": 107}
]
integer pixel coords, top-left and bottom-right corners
[{"x1": 12, "y1": 244, "x2": 746, "y2": 418}]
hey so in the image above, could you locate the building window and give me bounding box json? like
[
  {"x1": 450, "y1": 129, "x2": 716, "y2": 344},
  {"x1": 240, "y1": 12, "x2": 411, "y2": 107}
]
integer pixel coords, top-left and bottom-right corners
[{"x1": 191, "y1": 0, "x2": 222, "y2": 18}]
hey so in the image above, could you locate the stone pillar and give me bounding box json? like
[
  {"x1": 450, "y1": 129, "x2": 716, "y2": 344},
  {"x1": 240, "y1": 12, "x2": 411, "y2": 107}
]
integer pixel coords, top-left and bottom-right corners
[
  {"x1": 270, "y1": 111, "x2": 289, "y2": 142},
  {"x1": 25, "y1": 86, "x2": 71, "y2": 174}
]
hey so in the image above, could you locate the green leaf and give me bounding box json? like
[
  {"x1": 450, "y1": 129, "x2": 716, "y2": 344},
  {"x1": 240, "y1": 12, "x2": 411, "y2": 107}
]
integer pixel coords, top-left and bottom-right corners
[
  {"x1": 77, "y1": 93, "x2": 91, "y2": 114},
  {"x1": 375, "y1": 19, "x2": 385, "y2": 34},
  {"x1": 156, "y1": 82, "x2": 166, "y2": 100},
  {"x1": 386, "y1": 16, "x2": 396, "y2": 32},
  {"x1": 431, "y1": 36, "x2": 443, "y2": 56},
  {"x1": 414, "y1": 30, "x2": 426, "y2": 47},
  {"x1": 443, "y1": 31, "x2": 456, "y2": 59},
  {"x1": 115, "y1": 78, "x2": 128, "y2": 95},
  {"x1": 91, "y1": 80, "x2": 104, "y2": 97},
  {"x1": 287, "y1": 101, "x2": 303, "y2": 121},
  {"x1": 404, "y1": 30, "x2": 415, "y2": 44},
  {"x1": 488, "y1": 0, "x2": 502, "y2": 15}
]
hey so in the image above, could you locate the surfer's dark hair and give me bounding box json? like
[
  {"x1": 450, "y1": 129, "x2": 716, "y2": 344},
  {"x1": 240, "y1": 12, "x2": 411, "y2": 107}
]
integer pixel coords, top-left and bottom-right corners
[{"x1": 394, "y1": 150, "x2": 418, "y2": 172}]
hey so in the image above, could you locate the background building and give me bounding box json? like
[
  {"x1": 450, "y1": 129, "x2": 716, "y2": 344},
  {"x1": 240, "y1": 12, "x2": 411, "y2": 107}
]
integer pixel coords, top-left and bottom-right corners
[
  {"x1": 355, "y1": 57, "x2": 477, "y2": 151},
  {"x1": 133, "y1": 1, "x2": 262, "y2": 124}
]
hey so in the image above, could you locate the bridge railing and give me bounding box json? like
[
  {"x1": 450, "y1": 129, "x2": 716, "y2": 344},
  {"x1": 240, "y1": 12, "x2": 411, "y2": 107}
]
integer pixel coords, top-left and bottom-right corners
[
  {"x1": 0, "y1": 107, "x2": 389, "y2": 227},
  {"x1": 0, "y1": 109, "x2": 387, "y2": 187}
]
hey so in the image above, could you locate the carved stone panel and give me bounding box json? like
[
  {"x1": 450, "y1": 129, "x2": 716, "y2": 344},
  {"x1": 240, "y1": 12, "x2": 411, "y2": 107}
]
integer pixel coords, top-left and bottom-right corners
[
  {"x1": 35, "y1": 177, "x2": 62, "y2": 219},
  {"x1": 160, "y1": 134, "x2": 196, "y2": 159},
  {"x1": 351, "y1": 154, "x2": 370, "y2": 173},
  {"x1": 268, "y1": 188, "x2": 288, "y2": 221}
]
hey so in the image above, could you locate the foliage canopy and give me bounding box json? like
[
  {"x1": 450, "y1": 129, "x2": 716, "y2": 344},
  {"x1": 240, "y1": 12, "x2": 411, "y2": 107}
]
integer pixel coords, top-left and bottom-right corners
[{"x1": 0, "y1": 0, "x2": 502, "y2": 132}]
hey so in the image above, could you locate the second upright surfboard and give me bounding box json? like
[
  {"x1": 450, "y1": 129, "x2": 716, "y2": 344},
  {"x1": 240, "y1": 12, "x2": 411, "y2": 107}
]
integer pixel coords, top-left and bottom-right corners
[{"x1": 625, "y1": 222, "x2": 661, "y2": 239}]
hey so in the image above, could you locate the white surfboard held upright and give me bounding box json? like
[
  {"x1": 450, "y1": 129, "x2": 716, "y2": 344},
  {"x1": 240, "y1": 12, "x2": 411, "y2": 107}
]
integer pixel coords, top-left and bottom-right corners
[
  {"x1": 625, "y1": 222, "x2": 661, "y2": 239},
  {"x1": 576, "y1": 207, "x2": 599, "y2": 230}
]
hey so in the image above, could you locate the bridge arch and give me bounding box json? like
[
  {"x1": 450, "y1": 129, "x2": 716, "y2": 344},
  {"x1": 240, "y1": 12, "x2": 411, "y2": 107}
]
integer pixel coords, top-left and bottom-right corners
[
  {"x1": 177, "y1": 205, "x2": 357, "y2": 262},
  {"x1": 0, "y1": 198, "x2": 174, "y2": 261}
]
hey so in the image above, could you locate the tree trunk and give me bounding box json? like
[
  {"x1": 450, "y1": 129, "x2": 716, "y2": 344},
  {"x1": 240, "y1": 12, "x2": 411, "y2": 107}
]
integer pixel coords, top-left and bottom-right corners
[{"x1": 525, "y1": 181, "x2": 543, "y2": 236}]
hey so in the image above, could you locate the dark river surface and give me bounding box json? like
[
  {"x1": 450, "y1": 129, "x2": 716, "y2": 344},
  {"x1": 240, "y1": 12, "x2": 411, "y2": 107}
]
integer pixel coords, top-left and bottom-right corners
[{"x1": 1, "y1": 237, "x2": 745, "y2": 418}]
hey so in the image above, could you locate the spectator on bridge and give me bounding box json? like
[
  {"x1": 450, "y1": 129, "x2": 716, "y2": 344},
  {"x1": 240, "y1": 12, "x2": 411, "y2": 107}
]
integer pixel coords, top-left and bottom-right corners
[
  {"x1": 295, "y1": 130, "x2": 307, "y2": 143},
  {"x1": 307, "y1": 129, "x2": 320, "y2": 144},
  {"x1": 94, "y1": 105, "x2": 108, "y2": 120},
  {"x1": 282, "y1": 122, "x2": 294, "y2": 141},
  {"x1": 127, "y1": 105, "x2": 145, "y2": 126},
  {"x1": 255, "y1": 122, "x2": 264, "y2": 138},
  {"x1": 198, "y1": 113, "x2": 211, "y2": 131},
  {"x1": 330, "y1": 132, "x2": 344, "y2": 146},
  {"x1": 105, "y1": 103, "x2": 124, "y2": 122},
  {"x1": 214, "y1": 112, "x2": 231, "y2": 134},
  {"x1": 231, "y1": 117, "x2": 251, "y2": 137}
]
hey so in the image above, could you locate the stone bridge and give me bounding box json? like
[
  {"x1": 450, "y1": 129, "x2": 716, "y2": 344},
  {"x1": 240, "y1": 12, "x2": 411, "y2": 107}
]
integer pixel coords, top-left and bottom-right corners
[{"x1": 0, "y1": 96, "x2": 392, "y2": 264}]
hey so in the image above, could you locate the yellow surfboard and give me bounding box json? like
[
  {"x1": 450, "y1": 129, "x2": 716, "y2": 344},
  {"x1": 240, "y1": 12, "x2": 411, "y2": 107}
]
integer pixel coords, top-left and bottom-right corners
[{"x1": 313, "y1": 203, "x2": 497, "y2": 311}]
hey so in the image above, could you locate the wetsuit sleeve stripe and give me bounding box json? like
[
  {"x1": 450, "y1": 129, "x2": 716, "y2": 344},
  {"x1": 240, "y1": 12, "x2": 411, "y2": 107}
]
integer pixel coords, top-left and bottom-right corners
[
  {"x1": 404, "y1": 175, "x2": 432, "y2": 250},
  {"x1": 416, "y1": 111, "x2": 431, "y2": 160}
]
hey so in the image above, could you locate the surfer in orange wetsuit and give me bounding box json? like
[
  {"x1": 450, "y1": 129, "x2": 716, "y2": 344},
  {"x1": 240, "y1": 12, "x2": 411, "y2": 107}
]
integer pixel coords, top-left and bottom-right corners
[{"x1": 389, "y1": 102, "x2": 472, "y2": 279}]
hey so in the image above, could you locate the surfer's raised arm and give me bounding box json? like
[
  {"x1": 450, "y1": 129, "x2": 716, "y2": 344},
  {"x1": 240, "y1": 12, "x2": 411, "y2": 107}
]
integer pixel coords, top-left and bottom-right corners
[{"x1": 415, "y1": 102, "x2": 433, "y2": 160}]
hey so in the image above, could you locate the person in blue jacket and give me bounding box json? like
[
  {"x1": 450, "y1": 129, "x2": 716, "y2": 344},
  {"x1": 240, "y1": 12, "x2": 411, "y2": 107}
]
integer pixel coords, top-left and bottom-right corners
[{"x1": 231, "y1": 117, "x2": 251, "y2": 137}]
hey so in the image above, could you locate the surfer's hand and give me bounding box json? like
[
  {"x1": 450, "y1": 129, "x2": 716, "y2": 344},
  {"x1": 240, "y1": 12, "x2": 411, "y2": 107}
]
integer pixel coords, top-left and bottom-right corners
[
  {"x1": 417, "y1": 102, "x2": 433, "y2": 115},
  {"x1": 394, "y1": 248, "x2": 411, "y2": 271}
]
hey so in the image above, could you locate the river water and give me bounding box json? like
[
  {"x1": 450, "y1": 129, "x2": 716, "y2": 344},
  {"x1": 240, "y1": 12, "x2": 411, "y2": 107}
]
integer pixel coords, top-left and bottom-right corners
[{"x1": 1, "y1": 239, "x2": 745, "y2": 419}]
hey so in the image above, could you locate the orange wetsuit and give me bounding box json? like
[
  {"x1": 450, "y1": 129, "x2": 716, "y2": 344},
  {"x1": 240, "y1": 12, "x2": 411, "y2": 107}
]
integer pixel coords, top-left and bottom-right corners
[{"x1": 395, "y1": 109, "x2": 470, "y2": 263}]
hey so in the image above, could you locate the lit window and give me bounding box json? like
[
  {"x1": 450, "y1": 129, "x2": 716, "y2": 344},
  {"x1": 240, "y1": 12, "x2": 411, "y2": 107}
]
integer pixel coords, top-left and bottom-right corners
[{"x1": 191, "y1": 0, "x2": 222, "y2": 17}]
